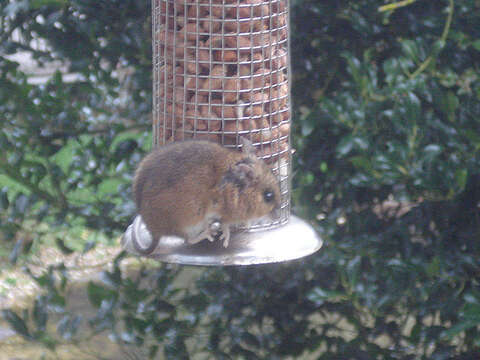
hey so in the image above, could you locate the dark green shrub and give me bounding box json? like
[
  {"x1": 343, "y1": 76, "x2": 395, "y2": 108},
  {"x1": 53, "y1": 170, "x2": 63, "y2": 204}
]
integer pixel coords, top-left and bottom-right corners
[
  {"x1": 1, "y1": 0, "x2": 479, "y2": 359},
  {"x1": 0, "y1": 0, "x2": 151, "y2": 241}
]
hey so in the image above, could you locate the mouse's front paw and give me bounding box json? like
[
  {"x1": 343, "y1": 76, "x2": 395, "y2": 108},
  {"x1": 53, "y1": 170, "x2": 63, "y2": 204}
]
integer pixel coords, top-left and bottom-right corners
[
  {"x1": 208, "y1": 221, "x2": 230, "y2": 247},
  {"x1": 218, "y1": 225, "x2": 230, "y2": 248},
  {"x1": 209, "y1": 221, "x2": 222, "y2": 240}
]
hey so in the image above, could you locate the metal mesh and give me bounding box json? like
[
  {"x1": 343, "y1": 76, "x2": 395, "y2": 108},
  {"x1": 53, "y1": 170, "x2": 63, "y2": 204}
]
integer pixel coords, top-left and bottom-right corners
[{"x1": 152, "y1": 0, "x2": 291, "y2": 229}]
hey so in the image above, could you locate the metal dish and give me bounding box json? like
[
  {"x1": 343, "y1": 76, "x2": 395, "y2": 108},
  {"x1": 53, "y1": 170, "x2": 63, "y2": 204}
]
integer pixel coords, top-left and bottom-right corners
[{"x1": 121, "y1": 215, "x2": 322, "y2": 266}]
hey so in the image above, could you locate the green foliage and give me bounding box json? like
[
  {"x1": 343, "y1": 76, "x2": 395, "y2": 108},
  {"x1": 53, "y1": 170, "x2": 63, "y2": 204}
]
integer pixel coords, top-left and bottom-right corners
[
  {"x1": 1, "y1": 0, "x2": 480, "y2": 359},
  {"x1": 0, "y1": 0, "x2": 152, "y2": 241}
]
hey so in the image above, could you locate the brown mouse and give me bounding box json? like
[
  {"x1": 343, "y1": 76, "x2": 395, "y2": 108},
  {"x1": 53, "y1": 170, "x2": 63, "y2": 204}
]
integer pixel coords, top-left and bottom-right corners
[{"x1": 132, "y1": 138, "x2": 281, "y2": 254}]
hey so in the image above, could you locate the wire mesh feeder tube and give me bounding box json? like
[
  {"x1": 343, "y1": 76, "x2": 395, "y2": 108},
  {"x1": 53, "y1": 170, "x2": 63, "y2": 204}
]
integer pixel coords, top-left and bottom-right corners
[
  {"x1": 122, "y1": 0, "x2": 322, "y2": 265},
  {"x1": 154, "y1": 0, "x2": 291, "y2": 225}
]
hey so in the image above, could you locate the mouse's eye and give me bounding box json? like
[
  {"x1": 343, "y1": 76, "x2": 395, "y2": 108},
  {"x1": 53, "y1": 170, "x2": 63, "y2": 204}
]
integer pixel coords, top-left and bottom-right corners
[{"x1": 263, "y1": 189, "x2": 275, "y2": 203}]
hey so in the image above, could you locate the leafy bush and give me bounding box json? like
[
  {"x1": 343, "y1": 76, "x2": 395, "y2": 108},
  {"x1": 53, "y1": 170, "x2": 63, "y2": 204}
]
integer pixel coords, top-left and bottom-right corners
[
  {"x1": 1, "y1": 0, "x2": 479, "y2": 359},
  {"x1": 0, "y1": 0, "x2": 151, "y2": 243}
]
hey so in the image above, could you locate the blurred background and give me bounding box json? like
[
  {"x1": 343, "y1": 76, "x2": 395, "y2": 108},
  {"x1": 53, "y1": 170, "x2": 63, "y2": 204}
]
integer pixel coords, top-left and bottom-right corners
[{"x1": 0, "y1": 0, "x2": 479, "y2": 359}]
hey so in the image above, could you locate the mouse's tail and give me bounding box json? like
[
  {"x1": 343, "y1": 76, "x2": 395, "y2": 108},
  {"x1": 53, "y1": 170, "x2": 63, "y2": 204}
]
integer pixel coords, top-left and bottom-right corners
[{"x1": 132, "y1": 170, "x2": 145, "y2": 209}]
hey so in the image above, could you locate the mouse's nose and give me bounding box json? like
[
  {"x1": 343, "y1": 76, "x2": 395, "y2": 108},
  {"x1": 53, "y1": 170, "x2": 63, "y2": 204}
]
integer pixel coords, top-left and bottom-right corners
[{"x1": 270, "y1": 207, "x2": 281, "y2": 219}]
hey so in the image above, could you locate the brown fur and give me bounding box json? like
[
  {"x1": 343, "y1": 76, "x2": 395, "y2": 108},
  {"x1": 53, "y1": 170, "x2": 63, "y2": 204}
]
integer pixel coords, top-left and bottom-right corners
[{"x1": 132, "y1": 139, "x2": 280, "y2": 254}]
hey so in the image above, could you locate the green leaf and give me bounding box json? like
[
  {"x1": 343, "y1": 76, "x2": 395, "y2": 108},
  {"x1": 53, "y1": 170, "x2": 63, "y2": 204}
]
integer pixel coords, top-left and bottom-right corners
[
  {"x1": 308, "y1": 287, "x2": 345, "y2": 305},
  {"x1": 149, "y1": 345, "x2": 159, "y2": 359},
  {"x1": 337, "y1": 136, "x2": 368, "y2": 156},
  {"x1": 472, "y1": 39, "x2": 480, "y2": 51},
  {"x1": 463, "y1": 303, "x2": 480, "y2": 319},
  {"x1": 0, "y1": 187, "x2": 9, "y2": 209},
  {"x1": 100, "y1": 270, "x2": 121, "y2": 289},
  {"x1": 156, "y1": 299, "x2": 176, "y2": 313},
  {"x1": 336, "y1": 136, "x2": 354, "y2": 156},
  {"x1": 113, "y1": 139, "x2": 138, "y2": 159},
  {"x1": 350, "y1": 156, "x2": 373, "y2": 173},
  {"x1": 464, "y1": 292, "x2": 480, "y2": 305},
  {"x1": 455, "y1": 168, "x2": 468, "y2": 190},
  {"x1": 320, "y1": 161, "x2": 328, "y2": 173},
  {"x1": 9, "y1": 238, "x2": 24, "y2": 264},
  {"x1": 464, "y1": 130, "x2": 480, "y2": 149},
  {"x1": 426, "y1": 256, "x2": 441, "y2": 277},
  {"x1": 87, "y1": 282, "x2": 117, "y2": 308},
  {"x1": 14, "y1": 193, "x2": 29, "y2": 214},
  {"x1": 423, "y1": 144, "x2": 442, "y2": 161},
  {"x1": 404, "y1": 92, "x2": 421, "y2": 121},
  {"x1": 301, "y1": 116, "x2": 316, "y2": 137},
  {"x1": 401, "y1": 40, "x2": 420, "y2": 61},
  {"x1": 31, "y1": 0, "x2": 67, "y2": 8},
  {"x1": 2, "y1": 310, "x2": 31, "y2": 339},
  {"x1": 241, "y1": 331, "x2": 261, "y2": 348},
  {"x1": 344, "y1": 54, "x2": 362, "y2": 85},
  {"x1": 33, "y1": 296, "x2": 48, "y2": 332},
  {"x1": 383, "y1": 58, "x2": 401, "y2": 84},
  {"x1": 55, "y1": 238, "x2": 74, "y2": 255},
  {"x1": 440, "y1": 91, "x2": 459, "y2": 121},
  {"x1": 82, "y1": 241, "x2": 97, "y2": 254},
  {"x1": 57, "y1": 315, "x2": 82, "y2": 340},
  {"x1": 4, "y1": 1, "x2": 29, "y2": 17},
  {"x1": 432, "y1": 39, "x2": 446, "y2": 56},
  {"x1": 440, "y1": 70, "x2": 457, "y2": 88},
  {"x1": 441, "y1": 319, "x2": 479, "y2": 339}
]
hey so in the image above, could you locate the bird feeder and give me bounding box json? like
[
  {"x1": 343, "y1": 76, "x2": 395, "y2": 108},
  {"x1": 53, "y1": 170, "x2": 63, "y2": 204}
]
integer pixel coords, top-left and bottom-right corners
[{"x1": 121, "y1": 0, "x2": 322, "y2": 265}]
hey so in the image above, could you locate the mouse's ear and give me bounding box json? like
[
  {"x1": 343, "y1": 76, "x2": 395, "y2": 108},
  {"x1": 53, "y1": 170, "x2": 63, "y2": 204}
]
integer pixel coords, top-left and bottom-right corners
[
  {"x1": 221, "y1": 160, "x2": 256, "y2": 190},
  {"x1": 235, "y1": 161, "x2": 256, "y2": 182},
  {"x1": 239, "y1": 137, "x2": 257, "y2": 158}
]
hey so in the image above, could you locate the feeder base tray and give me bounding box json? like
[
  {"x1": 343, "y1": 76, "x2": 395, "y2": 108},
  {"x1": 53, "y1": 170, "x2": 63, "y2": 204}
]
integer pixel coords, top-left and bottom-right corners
[{"x1": 121, "y1": 215, "x2": 322, "y2": 266}]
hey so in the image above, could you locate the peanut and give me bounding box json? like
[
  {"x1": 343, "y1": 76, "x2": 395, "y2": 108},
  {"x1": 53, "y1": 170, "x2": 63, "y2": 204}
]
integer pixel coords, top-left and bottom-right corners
[
  {"x1": 192, "y1": 132, "x2": 221, "y2": 142},
  {"x1": 223, "y1": 77, "x2": 241, "y2": 103},
  {"x1": 184, "y1": 23, "x2": 200, "y2": 42},
  {"x1": 279, "y1": 122, "x2": 290, "y2": 137},
  {"x1": 280, "y1": 108, "x2": 290, "y2": 122},
  {"x1": 210, "y1": 5, "x2": 223, "y2": 18},
  {"x1": 214, "y1": 49, "x2": 238, "y2": 63},
  {"x1": 223, "y1": 120, "x2": 239, "y2": 133},
  {"x1": 187, "y1": 4, "x2": 208, "y2": 19},
  {"x1": 211, "y1": 102, "x2": 236, "y2": 119},
  {"x1": 270, "y1": 47, "x2": 287, "y2": 70},
  {"x1": 200, "y1": 16, "x2": 222, "y2": 33},
  {"x1": 199, "y1": 107, "x2": 222, "y2": 131}
]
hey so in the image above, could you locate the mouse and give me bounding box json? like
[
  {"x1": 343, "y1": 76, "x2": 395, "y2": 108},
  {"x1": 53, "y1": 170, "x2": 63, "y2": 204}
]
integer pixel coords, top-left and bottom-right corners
[{"x1": 132, "y1": 138, "x2": 281, "y2": 254}]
